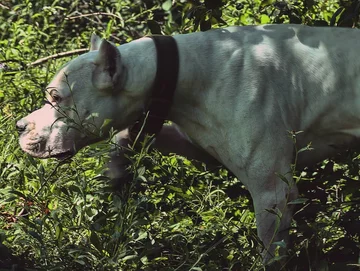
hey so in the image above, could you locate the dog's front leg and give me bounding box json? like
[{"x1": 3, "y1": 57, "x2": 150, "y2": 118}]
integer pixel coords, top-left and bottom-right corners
[
  {"x1": 108, "y1": 123, "x2": 220, "y2": 183},
  {"x1": 107, "y1": 129, "x2": 133, "y2": 183}
]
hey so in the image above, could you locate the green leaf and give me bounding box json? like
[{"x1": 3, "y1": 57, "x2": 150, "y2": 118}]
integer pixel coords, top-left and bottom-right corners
[
  {"x1": 272, "y1": 240, "x2": 286, "y2": 248},
  {"x1": 28, "y1": 230, "x2": 43, "y2": 244},
  {"x1": 55, "y1": 225, "x2": 64, "y2": 244},
  {"x1": 260, "y1": 14, "x2": 270, "y2": 24},
  {"x1": 267, "y1": 255, "x2": 288, "y2": 265},
  {"x1": 298, "y1": 142, "x2": 313, "y2": 153},
  {"x1": 122, "y1": 254, "x2": 138, "y2": 261},
  {"x1": 137, "y1": 166, "x2": 146, "y2": 176},
  {"x1": 8, "y1": 189, "x2": 26, "y2": 198},
  {"x1": 18, "y1": 217, "x2": 37, "y2": 229},
  {"x1": 166, "y1": 185, "x2": 183, "y2": 194},
  {"x1": 162, "y1": 0, "x2": 172, "y2": 11},
  {"x1": 74, "y1": 259, "x2": 86, "y2": 265},
  {"x1": 100, "y1": 118, "x2": 112, "y2": 130},
  {"x1": 275, "y1": 172, "x2": 289, "y2": 185},
  {"x1": 265, "y1": 208, "x2": 282, "y2": 218},
  {"x1": 260, "y1": 0, "x2": 275, "y2": 7}
]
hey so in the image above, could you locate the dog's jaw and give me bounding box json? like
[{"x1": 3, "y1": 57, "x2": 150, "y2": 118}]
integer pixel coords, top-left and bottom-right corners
[{"x1": 18, "y1": 132, "x2": 74, "y2": 160}]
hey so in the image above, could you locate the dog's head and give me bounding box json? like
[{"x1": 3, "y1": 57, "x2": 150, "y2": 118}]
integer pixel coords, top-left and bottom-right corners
[{"x1": 17, "y1": 34, "x2": 144, "y2": 159}]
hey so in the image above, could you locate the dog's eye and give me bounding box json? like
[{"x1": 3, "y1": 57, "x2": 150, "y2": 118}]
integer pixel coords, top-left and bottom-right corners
[
  {"x1": 51, "y1": 93, "x2": 62, "y2": 103},
  {"x1": 47, "y1": 88, "x2": 62, "y2": 104}
]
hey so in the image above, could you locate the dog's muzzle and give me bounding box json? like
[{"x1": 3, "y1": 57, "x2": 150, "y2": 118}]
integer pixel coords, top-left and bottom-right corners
[{"x1": 16, "y1": 118, "x2": 74, "y2": 160}]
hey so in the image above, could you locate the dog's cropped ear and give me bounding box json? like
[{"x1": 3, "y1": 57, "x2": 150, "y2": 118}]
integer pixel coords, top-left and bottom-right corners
[
  {"x1": 92, "y1": 39, "x2": 122, "y2": 91},
  {"x1": 90, "y1": 33, "x2": 102, "y2": 51}
]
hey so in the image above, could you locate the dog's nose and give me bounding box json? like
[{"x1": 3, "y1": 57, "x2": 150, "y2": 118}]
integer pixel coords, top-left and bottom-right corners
[{"x1": 16, "y1": 119, "x2": 28, "y2": 134}]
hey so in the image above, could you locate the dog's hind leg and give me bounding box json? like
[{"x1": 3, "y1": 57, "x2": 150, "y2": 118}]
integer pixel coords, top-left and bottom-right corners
[
  {"x1": 254, "y1": 174, "x2": 298, "y2": 263},
  {"x1": 242, "y1": 140, "x2": 298, "y2": 263}
]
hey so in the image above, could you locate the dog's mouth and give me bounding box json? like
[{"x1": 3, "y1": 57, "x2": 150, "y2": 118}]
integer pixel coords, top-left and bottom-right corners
[
  {"x1": 50, "y1": 150, "x2": 74, "y2": 161},
  {"x1": 20, "y1": 140, "x2": 74, "y2": 160}
]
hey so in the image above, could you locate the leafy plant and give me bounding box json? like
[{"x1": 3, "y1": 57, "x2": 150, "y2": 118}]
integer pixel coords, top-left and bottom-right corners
[{"x1": 1, "y1": 0, "x2": 359, "y2": 270}]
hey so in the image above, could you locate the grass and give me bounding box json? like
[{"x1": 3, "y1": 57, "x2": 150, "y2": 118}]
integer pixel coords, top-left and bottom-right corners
[{"x1": 1, "y1": 0, "x2": 359, "y2": 270}]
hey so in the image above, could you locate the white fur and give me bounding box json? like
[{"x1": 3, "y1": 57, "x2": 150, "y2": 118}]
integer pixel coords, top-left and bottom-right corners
[{"x1": 17, "y1": 24, "x2": 360, "y2": 261}]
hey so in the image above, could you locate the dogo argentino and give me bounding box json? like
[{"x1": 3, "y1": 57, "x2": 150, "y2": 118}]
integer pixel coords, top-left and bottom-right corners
[{"x1": 17, "y1": 24, "x2": 360, "y2": 261}]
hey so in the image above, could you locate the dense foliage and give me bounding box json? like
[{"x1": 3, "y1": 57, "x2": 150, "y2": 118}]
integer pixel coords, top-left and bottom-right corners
[{"x1": 0, "y1": 0, "x2": 359, "y2": 270}]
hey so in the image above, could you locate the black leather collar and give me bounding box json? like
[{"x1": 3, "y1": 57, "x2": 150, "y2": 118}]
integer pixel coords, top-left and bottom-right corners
[{"x1": 129, "y1": 35, "x2": 179, "y2": 142}]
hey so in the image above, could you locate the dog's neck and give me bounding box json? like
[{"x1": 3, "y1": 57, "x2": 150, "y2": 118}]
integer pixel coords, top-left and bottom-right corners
[
  {"x1": 168, "y1": 37, "x2": 211, "y2": 137},
  {"x1": 119, "y1": 36, "x2": 208, "y2": 137},
  {"x1": 119, "y1": 38, "x2": 158, "y2": 98}
]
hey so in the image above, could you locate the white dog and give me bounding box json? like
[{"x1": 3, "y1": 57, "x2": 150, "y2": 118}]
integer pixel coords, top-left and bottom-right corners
[{"x1": 17, "y1": 24, "x2": 360, "y2": 262}]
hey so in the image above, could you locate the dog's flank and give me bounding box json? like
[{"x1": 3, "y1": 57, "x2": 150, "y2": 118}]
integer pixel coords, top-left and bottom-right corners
[{"x1": 17, "y1": 24, "x2": 360, "y2": 263}]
